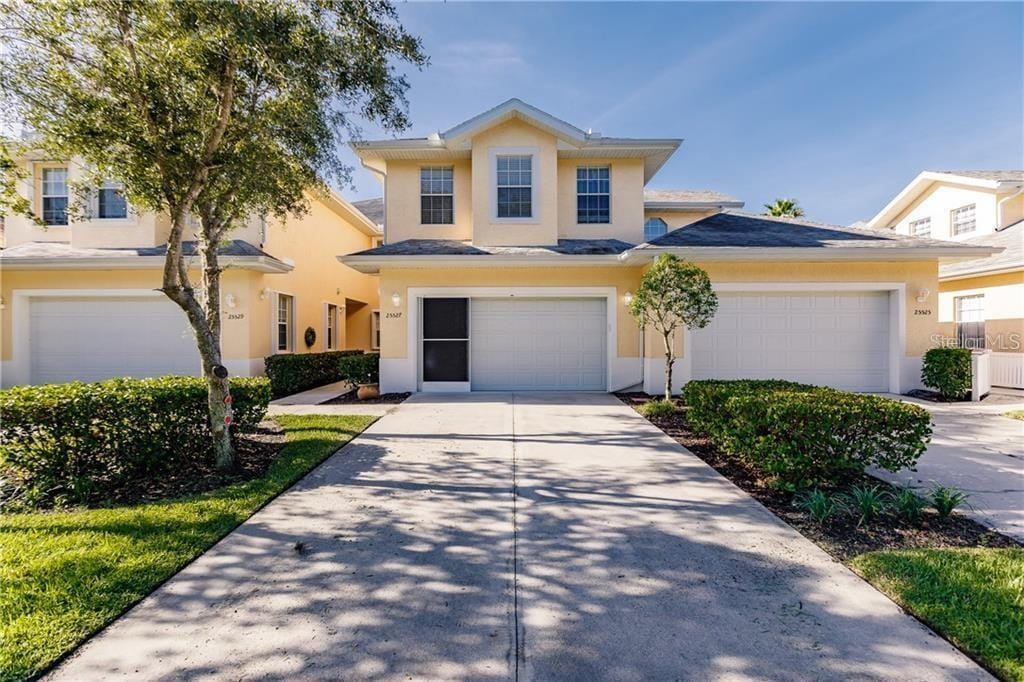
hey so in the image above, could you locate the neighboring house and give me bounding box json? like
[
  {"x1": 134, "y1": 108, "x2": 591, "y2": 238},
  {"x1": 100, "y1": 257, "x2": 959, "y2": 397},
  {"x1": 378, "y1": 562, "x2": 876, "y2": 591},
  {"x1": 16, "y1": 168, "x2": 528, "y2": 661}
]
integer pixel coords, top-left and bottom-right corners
[
  {"x1": 341, "y1": 99, "x2": 995, "y2": 395},
  {"x1": 0, "y1": 154, "x2": 381, "y2": 387},
  {"x1": 868, "y1": 170, "x2": 1024, "y2": 389}
]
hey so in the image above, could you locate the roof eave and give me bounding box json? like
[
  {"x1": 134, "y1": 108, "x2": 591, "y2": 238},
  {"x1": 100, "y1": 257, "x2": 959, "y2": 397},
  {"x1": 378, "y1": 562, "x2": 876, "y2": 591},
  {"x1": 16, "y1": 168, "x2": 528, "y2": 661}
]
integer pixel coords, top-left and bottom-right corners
[
  {"x1": 337, "y1": 253, "x2": 626, "y2": 275},
  {"x1": 0, "y1": 255, "x2": 293, "y2": 273},
  {"x1": 644, "y1": 201, "x2": 745, "y2": 211},
  {"x1": 621, "y1": 245, "x2": 1002, "y2": 264},
  {"x1": 939, "y1": 262, "x2": 1024, "y2": 281}
]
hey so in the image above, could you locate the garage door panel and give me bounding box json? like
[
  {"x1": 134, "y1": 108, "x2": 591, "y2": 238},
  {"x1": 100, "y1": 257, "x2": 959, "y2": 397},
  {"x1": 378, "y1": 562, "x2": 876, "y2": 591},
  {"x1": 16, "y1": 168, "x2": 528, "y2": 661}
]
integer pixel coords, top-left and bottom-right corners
[
  {"x1": 471, "y1": 298, "x2": 606, "y2": 391},
  {"x1": 692, "y1": 292, "x2": 889, "y2": 392},
  {"x1": 30, "y1": 296, "x2": 200, "y2": 384}
]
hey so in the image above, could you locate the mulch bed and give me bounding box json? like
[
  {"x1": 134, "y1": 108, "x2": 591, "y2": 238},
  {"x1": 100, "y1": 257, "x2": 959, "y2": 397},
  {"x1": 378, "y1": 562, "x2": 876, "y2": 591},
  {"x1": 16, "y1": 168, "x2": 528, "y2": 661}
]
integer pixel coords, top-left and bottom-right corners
[
  {"x1": 321, "y1": 390, "x2": 411, "y2": 405},
  {"x1": 111, "y1": 422, "x2": 288, "y2": 505},
  {"x1": 618, "y1": 393, "x2": 1020, "y2": 561}
]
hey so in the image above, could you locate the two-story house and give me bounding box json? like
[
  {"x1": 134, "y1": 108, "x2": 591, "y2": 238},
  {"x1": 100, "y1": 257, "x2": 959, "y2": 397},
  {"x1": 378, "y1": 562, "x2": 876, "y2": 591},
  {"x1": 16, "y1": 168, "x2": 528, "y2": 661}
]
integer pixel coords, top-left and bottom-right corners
[
  {"x1": 0, "y1": 151, "x2": 381, "y2": 387},
  {"x1": 342, "y1": 99, "x2": 995, "y2": 395},
  {"x1": 868, "y1": 170, "x2": 1024, "y2": 388}
]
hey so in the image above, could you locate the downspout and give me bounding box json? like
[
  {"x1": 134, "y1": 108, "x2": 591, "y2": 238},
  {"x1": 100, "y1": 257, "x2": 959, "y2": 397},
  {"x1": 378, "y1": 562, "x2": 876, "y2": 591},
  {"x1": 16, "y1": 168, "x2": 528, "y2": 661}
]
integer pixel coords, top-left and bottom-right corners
[
  {"x1": 996, "y1": 184, "x2": 1024, "y2": 231},
  {"x1": 359, "y1": 160, "x2": 387, "y2": 243}
]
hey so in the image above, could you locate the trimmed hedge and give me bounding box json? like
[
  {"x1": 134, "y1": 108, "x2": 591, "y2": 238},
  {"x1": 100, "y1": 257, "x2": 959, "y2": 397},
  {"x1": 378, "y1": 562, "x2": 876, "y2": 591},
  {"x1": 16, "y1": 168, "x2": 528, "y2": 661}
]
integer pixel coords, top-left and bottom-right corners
[
  {"x1": 264, "y1": 350, "x2": 364, "y2": 398},
  {"x1": 683, "y1": 380, "x2": 932, "y2": 488},
  {"x1": 338, "y1": 352, "x2": 378, "y2": 385},
  {"x1": 921, "y1": 347, "x2": 972, "y2": 400},
  {"x1": 0, "y1": 376, "x2": 270, "y2": 508}
]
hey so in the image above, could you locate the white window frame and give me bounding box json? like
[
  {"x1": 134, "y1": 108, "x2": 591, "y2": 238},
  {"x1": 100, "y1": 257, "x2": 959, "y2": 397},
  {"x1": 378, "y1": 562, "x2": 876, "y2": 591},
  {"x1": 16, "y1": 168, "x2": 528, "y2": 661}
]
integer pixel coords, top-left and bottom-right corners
[
  {"x1": 576, "y1": 165, "x2": 611, "y2": 224},
  {"x1": 954, "y1": 294, "x2": 985, "y2": 349},
  {"x1": 324, "y1": 302, "x2": 339, "y2": 350},
  {"x1": 94, "y1": 179, "x2": 129, "y2": 221},
  {"x1": 644, "y1": 217, "x2": 668, "y2": 241},
  {"x1": 951, "y1": 204, "x2": 976, "y2": 236},
  {"x1": 490, "y1": 147, "x2": 539, "y2": 223},
  {"x1": 908, "y1": 216, "x2": 931, "y2": 237},
  {"x1": 419, "y1": 165, "x2": 454, "y2": 225},
  {"x1": 273, "y1": 292, "x2": 295, "y2": 354},
  {"x1": 41, "y1": 166, "x2": 69, "y2": 226},
  {"x1": 371, "y1": 309, "x2": 381, "y2": 350}
]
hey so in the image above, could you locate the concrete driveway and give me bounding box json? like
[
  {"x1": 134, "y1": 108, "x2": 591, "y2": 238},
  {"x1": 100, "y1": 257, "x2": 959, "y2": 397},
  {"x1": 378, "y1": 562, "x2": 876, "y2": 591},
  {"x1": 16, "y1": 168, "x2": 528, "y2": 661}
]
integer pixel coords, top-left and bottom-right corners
[
  {"x1": 51, "y1": 393, "x2": 985, "y2": 681},
  {"x1": 873, "y1": 396, "x2": 1024, "y2": 541}
]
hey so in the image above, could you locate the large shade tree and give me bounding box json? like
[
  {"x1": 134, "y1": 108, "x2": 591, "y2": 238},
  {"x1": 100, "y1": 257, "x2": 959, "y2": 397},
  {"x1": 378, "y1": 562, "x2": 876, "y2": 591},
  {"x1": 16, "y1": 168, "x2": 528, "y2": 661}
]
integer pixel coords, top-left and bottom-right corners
[
  {"x1": 0, "y1": 0, "x2": 426, "y2": 469},
  {"x1": 629, "y1": 254, "x2": 718, "y2": 400}
]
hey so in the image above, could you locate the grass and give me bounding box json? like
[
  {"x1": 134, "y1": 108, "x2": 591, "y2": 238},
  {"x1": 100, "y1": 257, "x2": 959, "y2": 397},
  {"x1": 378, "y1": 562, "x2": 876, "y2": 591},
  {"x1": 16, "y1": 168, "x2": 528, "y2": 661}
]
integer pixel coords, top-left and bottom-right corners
[
  {"x1": 1004, "y1": 410, "x2": 1024, "y2": 421},
  {"x1": 852, "y1": 548, "x2": 1024, "y2": 680},
  {"x1": 0, "y1": 414, "x2": 374, "y2": 682}
]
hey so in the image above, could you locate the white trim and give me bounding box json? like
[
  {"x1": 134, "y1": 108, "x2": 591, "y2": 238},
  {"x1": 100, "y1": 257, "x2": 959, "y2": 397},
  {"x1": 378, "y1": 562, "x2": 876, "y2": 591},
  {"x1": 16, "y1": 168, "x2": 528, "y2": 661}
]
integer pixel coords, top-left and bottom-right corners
[
  {"x1": 323, "y1": 301, "x2": 339, "y2": 351},
  {"x1": 868, "y1": 171, "x2": 1021, "y2": 229},
  {"x1": 403, "y1": 286, "x2": 619, "y2": 393},
  {"x1": 0, "y1": 254, "x2": 293, "y2": 273},
  {"x1": 270, "y1": 291, "x2": 296, "y2": 354},
  {"x1": 370, "y1": 309, "x2": 381, "y2": 350},
  {"x1": 490, "y1": 147, "x2": 540, "y2": 223},
  {"x1": 418, "y1": 164, "x2": 455, "y2": 227}
]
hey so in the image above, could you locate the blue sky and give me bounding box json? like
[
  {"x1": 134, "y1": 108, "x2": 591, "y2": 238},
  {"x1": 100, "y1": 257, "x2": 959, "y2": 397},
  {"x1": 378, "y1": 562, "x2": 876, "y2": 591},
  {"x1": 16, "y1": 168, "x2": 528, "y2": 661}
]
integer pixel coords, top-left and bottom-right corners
[{"x1": 338, "y1": 1, "x2": 1023, "y2": 226}]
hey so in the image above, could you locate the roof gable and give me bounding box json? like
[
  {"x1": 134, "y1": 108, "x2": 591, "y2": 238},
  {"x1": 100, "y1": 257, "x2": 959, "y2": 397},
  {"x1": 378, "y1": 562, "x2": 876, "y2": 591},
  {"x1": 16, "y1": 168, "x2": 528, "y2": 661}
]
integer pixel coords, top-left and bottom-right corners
[
  {"x1": 868, "y1": 170, "x2": 1024, "y2": 229},
  {"x1": 443, "y1": 98, "x2": 588, "y2": 147}
]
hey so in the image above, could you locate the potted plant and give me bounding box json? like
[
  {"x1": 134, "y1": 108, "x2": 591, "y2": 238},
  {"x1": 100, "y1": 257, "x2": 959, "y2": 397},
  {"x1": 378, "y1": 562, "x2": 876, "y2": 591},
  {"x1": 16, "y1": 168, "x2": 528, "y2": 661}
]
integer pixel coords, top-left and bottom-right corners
[{"x1": 356, "y1": 378, "x2": 380, "y2": 400}]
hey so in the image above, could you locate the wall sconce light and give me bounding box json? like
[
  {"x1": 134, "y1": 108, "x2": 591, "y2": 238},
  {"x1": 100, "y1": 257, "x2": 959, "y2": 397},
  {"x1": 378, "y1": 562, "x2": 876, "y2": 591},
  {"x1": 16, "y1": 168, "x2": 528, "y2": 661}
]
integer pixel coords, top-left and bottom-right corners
[
  {"x1": 391, "y1": 292, "x2": 402, "y2": 308},
  {"x1": 336, "y1": 288, "x2": 342, "y2": 295},
  {"x1": 0, "y1": 295, "x2": 5, "y2": 310},
  {"x1": 623, "y1": 291, "x2": 633, "y2": 306},
  {"x1": 258, "y1": 288, "x2": 269, "y2": 301},
  {"x1": 225, "y1": 293, "x2": 237, "y2": 309},
  {"x1": 916, "y1": 288, "x2": 930, "y2": 303}
]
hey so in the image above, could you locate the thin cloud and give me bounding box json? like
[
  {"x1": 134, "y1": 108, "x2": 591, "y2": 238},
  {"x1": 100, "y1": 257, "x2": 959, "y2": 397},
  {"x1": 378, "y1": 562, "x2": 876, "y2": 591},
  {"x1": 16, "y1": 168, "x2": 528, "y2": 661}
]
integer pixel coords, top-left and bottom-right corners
[{"x1": 434, "y1": 41, "x2": 527, "y2": 75}]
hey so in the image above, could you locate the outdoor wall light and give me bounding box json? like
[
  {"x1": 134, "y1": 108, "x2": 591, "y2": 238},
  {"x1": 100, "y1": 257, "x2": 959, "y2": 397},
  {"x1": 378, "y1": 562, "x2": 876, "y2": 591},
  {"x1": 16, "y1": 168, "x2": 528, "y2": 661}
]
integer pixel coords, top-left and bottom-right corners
[
  {"x1": 391, "y1": 292, "x2": 402, "y2": 307},
  {"x1": 258, "y1": 287, "x2": 269, "y2": 301},
  {"x1": 916, "y1": 287, "x2": 930, "y2": 303},
  {"x1": 0, "y1": 295, "x2": 5, "y2": 310},
  {"x1": 623, "y1": 291, "x2": 633, "y2": 306},
  {"x1": 225, "y1": 293, "x2": 237, "y2": 309}
]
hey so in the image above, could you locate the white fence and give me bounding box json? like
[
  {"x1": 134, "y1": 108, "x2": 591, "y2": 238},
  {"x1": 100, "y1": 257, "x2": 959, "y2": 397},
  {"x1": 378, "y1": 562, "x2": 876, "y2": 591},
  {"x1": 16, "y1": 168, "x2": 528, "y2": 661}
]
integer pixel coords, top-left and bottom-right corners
[{"x1": 991, "y1": 352, "x2": 1024, "y2": 389}]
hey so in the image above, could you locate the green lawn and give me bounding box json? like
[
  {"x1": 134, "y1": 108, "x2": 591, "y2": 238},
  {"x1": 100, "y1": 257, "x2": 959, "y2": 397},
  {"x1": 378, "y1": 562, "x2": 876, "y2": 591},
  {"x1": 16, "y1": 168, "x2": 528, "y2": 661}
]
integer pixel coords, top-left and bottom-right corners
[
  {"x1": 0, "y1": 414, "x2": 374, "y2": 682},
  {"x1": 1004, "y1": 410, "x2": 1024, "y2": 421},
  {"x1": 852, "y1": 548, "x2": 1024, "y2": 681}
]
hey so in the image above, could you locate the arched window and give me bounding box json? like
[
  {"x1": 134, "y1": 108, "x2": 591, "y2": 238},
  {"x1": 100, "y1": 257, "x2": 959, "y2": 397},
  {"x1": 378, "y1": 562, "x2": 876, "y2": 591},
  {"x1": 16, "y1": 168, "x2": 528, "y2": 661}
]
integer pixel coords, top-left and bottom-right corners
[{"x1": 644, "y1": 217, "x2": 668, "y2": 241}]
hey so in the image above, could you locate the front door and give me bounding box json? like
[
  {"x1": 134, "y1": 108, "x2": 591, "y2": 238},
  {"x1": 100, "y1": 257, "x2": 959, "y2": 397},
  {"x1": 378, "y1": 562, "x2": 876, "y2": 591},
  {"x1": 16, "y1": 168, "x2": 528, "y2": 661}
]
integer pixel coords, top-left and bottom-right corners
[{"x1": 421, "y1": 297, "x2": 469, "y2": 391}]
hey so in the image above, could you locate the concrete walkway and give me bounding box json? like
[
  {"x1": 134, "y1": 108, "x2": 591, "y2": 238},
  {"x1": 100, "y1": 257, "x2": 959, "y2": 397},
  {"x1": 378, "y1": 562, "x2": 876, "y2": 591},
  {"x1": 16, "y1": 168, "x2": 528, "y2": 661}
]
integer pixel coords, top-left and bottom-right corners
[
  {"x1": 874, "y1": 395, "x2": 1024, "y2": 541},
  {"x1": 51, "y1": 394, "x2": 986, "y2": 680},
  {"x1": 269, "y1": 380, "x2": 352, "y2": 406}
]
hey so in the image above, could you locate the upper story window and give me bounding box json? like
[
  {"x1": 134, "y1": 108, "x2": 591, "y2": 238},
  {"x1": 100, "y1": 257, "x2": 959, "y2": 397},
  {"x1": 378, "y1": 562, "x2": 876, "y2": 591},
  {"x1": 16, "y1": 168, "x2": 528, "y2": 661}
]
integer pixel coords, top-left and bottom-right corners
[
  {"x1": 576, "y1": 166, "x2": 610, "y2": 224},
  {"x1": 276, "y1": 293, "x2": 294, "y2": 352},
  {"x1": 41, "y1": 167, "x2": 68, "y2": 226},
  {"x1": 909, "y1": 216, "x2": 931, "y2": 237},
  {"x1": 951, "y1": 204, "x2": 976, "y2": 235},
  {"x1": 420, "y1": 166, "x2": 453, "y2": 224},
  {"x1": 496, "y1": 154, "x2": 532, "y2": 219},
  {"x1": 97, "y1": 180, "x2": 128, "y2": 219},
  {"x1": 644, "y1": 217, "x2": 668, "y2": 241}
]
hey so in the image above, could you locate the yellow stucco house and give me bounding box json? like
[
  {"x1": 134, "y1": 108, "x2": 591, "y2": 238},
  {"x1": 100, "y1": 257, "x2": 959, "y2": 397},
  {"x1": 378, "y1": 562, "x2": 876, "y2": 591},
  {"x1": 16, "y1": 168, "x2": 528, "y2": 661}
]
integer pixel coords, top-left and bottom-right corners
[
  {"x1": 0, "y1": 155, "x2": 381, "y2": 387},
  {"x1": 341, "y1": 99, "x2": 996, "y2": 395},
  {"x1": 867, "y1": 170, "x2": 1024, "y2": 389}
]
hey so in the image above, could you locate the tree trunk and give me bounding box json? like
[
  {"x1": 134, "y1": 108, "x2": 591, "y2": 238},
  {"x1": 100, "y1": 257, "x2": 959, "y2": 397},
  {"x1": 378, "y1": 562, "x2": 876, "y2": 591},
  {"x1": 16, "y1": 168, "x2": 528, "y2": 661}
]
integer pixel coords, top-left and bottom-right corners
[
  {"x1": 662, "y1": 330, "x2": 674, "y2": 402},
  {"x1": 206, "y1": 372, "x2": 234, "y2": 470}
]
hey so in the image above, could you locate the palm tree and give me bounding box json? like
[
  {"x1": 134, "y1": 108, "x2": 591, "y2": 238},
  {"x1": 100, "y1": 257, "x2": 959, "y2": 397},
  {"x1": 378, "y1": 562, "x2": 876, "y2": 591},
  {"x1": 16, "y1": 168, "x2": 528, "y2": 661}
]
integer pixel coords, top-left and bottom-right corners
[{"x1": 764, "y1": 198, "x2": 805, "y2": 218}]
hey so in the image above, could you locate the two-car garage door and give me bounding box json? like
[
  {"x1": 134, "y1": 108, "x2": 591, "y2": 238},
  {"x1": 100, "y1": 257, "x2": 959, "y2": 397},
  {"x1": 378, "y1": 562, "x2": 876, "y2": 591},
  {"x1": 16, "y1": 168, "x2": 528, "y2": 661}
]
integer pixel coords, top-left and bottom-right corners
[
  {"x1": 690, "y1": 292, "x2": 891, "y2": 392},
  {"x1": 29, "y1": 296, "x2": 200, "y2": 384}
]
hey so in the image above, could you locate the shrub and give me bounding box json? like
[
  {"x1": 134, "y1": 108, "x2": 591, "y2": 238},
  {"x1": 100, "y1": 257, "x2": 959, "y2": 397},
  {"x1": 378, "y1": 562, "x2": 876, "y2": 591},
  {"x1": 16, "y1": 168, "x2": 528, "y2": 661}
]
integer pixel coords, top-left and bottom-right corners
[
  {"x1": 338, "y1": 352, "x2": 379, "y2": 385},
  {"x1": 682, "y1": 380, "x2": 932, "y2": 488},
  {"x1": 921, "y1": 347, "x2": 972, "y2": 401},
  {"x1": 845, "y1": 484, "x2": 892, "y2": 527},
  {"x1": 0, "y1": 376, "x2": 270, "y2": 509},
  {"x1": 930, "y1": 485, "x2": 970, "y2": 518},
  {"x1": 639, "y1": 399, "x2": 677, "y2": 419},
  {"x1": 797, "y1": 488, "x2": 843, "y2": 525},
  {"x1": 894, "y1": 486, "x2": 928, "y2": 523},
  {"x1": 264, "y1": 350, "x2": 364, "y2": 398}
]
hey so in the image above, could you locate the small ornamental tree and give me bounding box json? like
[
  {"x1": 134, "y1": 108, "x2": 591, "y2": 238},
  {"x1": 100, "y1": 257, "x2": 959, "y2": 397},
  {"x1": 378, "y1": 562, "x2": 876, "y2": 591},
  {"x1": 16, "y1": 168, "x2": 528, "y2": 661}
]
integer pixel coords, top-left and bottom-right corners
[
  {"x1": 629, "y1": 254, "x2": 718, "y2": 400},
  {"x1": 0, "y1": 0, "x2": 426, "y2": 470}
]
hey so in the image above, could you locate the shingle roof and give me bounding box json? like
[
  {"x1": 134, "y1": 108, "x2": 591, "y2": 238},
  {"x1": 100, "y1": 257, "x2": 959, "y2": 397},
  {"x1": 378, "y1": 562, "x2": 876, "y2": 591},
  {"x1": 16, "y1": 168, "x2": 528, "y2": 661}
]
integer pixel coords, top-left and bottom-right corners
[
  {"x1": 936, "y1": 170, "x2": 1024, "y2": 183},
  {"x1": 644, "y1": 189, "x2": 742, "y2": 205},
  {"x1": 939, "y1": 220, "x2": 1024, "y2": 278},
  {"x1": 0, "y1": 239, "x2": 284, "y2": 261},
  {"x1": 348, "y1": 238, "x2": 634, "y2": 257},
  {"x1": 351, "y1": 198, "x2": 384, "y2": 227},
  {"x1": 638, "y1": 211, "x2": 977, "y2": 250}
]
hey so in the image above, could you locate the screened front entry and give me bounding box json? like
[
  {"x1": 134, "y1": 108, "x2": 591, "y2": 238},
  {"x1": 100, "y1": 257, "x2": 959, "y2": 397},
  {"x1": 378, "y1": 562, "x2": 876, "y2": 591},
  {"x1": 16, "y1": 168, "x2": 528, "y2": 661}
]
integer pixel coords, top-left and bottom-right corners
[{"x1": 421, "y1": 298, "x2": 469, "y2": 389}]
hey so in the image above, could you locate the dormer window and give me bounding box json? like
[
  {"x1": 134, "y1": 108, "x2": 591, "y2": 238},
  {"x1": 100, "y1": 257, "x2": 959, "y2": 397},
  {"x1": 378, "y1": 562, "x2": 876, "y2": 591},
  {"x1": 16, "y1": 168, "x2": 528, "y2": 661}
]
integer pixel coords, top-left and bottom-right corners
[
  {"x1": 496, "y1": 154, "x2": 533, "y2": 219},
  {"x1": 644, "y1": 217, "x2": 668, "y2": 241},
  {"x1": 41, "y1": 167, "x2": 68, "y2": 226},
  {"x1": 577, "y1": 166, "x2": 610, "y2": 224},
  {"x1": 951, "y1": 204, "x2": 976, "y2": 235},
  {"x1": 909, "y1": 217, "x2": 931, "y2": 237},
  {"x1": 420, "y1": 166, "x2": 453, "y2": 224}
]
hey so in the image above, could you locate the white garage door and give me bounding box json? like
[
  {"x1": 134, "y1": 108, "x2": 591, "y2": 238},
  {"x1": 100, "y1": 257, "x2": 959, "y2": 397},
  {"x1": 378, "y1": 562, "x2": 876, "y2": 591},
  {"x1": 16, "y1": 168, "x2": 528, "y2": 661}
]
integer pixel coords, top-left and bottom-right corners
[
  {"x1": 691, "y1": 292, "x2": 890, "y2": 391},
  {"x1": 29, "y1": 296, "x2": 201, "y2": 384},
  {"x1": 471, "y1": 298, "x2": 606, "y2": 391}
]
